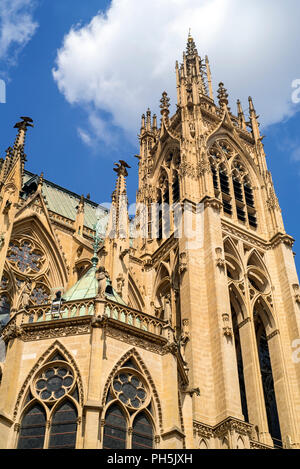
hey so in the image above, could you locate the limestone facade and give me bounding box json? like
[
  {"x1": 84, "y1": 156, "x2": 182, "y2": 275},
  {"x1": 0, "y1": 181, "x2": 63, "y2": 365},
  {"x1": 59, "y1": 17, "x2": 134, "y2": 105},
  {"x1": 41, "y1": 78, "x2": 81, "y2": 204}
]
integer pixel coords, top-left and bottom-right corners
[{"x1": 0, "y1": 36, "x2": 300, "y2": 450}]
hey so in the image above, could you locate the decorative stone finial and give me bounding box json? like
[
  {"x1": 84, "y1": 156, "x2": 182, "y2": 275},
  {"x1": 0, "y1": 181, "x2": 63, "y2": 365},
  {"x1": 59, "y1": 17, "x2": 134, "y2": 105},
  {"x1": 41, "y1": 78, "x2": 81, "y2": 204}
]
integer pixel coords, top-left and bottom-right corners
[
  {"x1": 160, "y1": 91, "x2": 170, "y2": 116},
  {"x1": 113, "y1": 160, "x2": 131, "y2": 177},
  {"x1": 217, "y1": 82, "x2": 229, "y2": 108}
]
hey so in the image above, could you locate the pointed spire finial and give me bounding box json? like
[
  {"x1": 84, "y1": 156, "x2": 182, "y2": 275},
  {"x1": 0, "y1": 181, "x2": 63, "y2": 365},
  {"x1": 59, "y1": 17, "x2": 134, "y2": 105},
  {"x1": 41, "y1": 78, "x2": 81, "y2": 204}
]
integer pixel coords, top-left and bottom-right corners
[
  {"x1": 217, "y1": 82, "x2": 229, "y2": 109},
  {"x1": 160, "y1": 91, "x2": 170, "y2": 116},
  {"x1": 237, "y1": 100, "x2": 247, "y2": 130},
  {"x1": 38, "y1": 172, "x2": 44, "y2": 190},
  {"x1": 186, "y1": 31, "x2": 198, "y2": 57},
  {"x1": 113, "y1": 160, "x2": 131, "y2": 178},
  {"x1": 13, "y1": 116, "x2": 34, "y2": 155}
]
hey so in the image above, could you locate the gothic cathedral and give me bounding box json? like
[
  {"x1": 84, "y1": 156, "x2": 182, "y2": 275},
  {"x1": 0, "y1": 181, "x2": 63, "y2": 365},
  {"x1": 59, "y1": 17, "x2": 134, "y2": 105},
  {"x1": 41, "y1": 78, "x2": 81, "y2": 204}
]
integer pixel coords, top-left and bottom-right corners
[{"x1": 0, "y1": 35, "x2": 300, "y2": 450}]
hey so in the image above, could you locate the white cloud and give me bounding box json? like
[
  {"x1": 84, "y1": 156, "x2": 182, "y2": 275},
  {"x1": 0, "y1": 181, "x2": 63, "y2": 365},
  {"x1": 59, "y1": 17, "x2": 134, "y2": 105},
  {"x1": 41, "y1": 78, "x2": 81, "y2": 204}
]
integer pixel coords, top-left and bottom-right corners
[
  {"x1": 53, "y1": 0, "x2": 300, "y2": 146},
  {"x1": 0, "y1": 0, "x2": 38, "y2": 66}
]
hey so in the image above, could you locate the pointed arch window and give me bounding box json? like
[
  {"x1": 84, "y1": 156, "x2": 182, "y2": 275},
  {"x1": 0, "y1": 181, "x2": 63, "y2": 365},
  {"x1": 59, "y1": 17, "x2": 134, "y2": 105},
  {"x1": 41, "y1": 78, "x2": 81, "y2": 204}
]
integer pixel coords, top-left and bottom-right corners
[
  {"x1": 17, "y1": 403, "x2": 46, "y2": 449},
  {"x1": 103, "y1": 404, "x2": 127, "y2": 449},
  {"x1": 132, "y1": 412, "x2": 153, "y2": 449},
  {"x1": 255, "y1": 317, "x2": 282, "y2": 447},
  {"x1": 231, "y1": 160, "x2": 257, "y2": 228},
  {"x1": 211, "y1": 165, "x2": 219, "y2": 194},
  {"x1": 102, "y1": 364, "x2": 155, "y2": 449},
  {"x1": 157, "y1": 190, "x2": 163, "y2": 240},
  {"x1": 172, "y1": 171, "x2": 180, "y2": 203},
  {"x1": 17, "y1": 352, "x2": 81, "y2": 450},
  {"x1": 49, "y1": 400, "x2": 78, "y2": 449}
]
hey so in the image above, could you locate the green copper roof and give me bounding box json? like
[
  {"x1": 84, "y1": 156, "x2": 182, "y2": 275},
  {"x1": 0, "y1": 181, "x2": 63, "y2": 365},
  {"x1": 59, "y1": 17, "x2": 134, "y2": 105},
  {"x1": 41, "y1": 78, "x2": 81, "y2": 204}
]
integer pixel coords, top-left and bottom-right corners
[
  {"x1": 63, "y1": 267, "x2": 127, "y2": 305},
  {"x1": 23, "y1": 171, "x2": 109, "y2": 231}
]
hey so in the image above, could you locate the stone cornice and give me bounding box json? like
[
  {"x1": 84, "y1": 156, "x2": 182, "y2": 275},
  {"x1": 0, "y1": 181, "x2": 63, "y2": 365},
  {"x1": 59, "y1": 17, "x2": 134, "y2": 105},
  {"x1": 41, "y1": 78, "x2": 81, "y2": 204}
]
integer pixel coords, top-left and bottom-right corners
[
  {"x1": 193, "y1": 416, "x2": 253, "y2": 440},
  {"x1": 20, "y1": 316, "x2": 92, "y2": 342}
]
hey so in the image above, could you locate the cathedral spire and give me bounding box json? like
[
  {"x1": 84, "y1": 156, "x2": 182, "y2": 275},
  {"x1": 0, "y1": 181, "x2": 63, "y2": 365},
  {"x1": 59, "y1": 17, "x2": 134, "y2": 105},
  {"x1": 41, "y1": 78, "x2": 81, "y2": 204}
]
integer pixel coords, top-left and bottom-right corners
[
  {"x1": 237, "y1": 99, "x2": 247, "y2": 130},
  {"x1": 176, "y1": 35, "x2": 208, "y2": 107},
  {"x1": 248, "y1": 96, "x2": 262, "y2": 142},
  {"x1": 0, "y1": 116, "x2": 33, "y2": 189},
  {"x1": 205, "y1": 55, "x2": 214, "y2": 100},
  {"x1": 109, "y1": 160, "x2": 130, "y2": 239},
  {"x1": 13, "y1": 116, "x2": 34, "y2": 155}
]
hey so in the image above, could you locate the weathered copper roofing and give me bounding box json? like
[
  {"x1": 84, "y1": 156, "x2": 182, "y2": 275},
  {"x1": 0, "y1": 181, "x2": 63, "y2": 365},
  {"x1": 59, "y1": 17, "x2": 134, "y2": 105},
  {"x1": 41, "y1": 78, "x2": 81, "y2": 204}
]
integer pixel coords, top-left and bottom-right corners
[
  {"x1": 63, "y1": 266, "x2": 126, "y2": 305},
  {"x1": 23, "y1": 170, "x2": 109, "y2": 231}
]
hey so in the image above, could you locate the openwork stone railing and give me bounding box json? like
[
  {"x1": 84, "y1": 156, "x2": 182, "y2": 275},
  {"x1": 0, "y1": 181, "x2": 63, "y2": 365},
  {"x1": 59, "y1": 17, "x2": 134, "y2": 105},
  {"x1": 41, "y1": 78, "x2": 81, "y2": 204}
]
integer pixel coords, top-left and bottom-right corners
[
  {"x1": 22, "y1": 299, "x2": 95, "y2": 324},
  {"x1": 104, "y1": 300, "x2": 165, "y2": 336},
  {"x1": 20, "y1": 298, "x2": 166, "y2": 337}
]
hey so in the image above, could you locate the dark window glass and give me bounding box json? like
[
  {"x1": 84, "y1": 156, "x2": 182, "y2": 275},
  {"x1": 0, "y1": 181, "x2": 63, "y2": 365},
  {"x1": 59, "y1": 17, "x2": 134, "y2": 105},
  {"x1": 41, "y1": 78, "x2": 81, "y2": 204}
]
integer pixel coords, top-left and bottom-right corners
[
  {"x1": 172, "y1": 173, "x2": 180, "y2": 203},
  {"x1": 123, "y1": 359, "x2": 138, "y2": 370},
  {"x1": 237, "y1": 207, "x2": 246, "y2": 222},
  {"x1": 244, "y1": 185, "x2": 254, "y2": 207},
  {"x1": 132, "y1": 412, "x2": 153, "y2": 449},
  {"x1": 70, "y1": 386, "x2": 79, "y2": 403},
  {"x1": 258, "y1": 330, "x2": 282, "y2": 447},
  {"x1": 103, "y1": 404, "x2": 127, "y2": 449},
  {"x1": 49, "y1": 401, "x2": 78, "y2": 449},
  {"x1": 7, "y1": 242, "x2": 42, "y2": 273},
  {"x1": 233, "y1": 179, "x2": 243, "y2": 202},
  {"x1": 17, "y1": 404, "x2": 46, "y2": 449},
  {"x1": 51, "y1": 352, "x2": 65, "y2": 362},
  {"x1": 223, "y1": 200, "x2": 232, "y2": 215},
  {"x1": 248, "y1": 213, "x2": 257, "y2": 228},
  {"x1": 219, "y1": 171, "x2": 230, "y2": 195},
  {"x1": 211, "y1": 167, "x2": 218, "y2": 192}
]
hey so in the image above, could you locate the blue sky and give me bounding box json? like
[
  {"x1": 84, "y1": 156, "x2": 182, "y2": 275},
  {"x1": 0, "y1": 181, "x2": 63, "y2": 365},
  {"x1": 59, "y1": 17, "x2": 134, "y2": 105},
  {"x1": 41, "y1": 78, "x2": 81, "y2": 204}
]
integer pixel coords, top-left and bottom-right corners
[{"x1": 0, "y1": 0, "x2": 300, "y2": 271}]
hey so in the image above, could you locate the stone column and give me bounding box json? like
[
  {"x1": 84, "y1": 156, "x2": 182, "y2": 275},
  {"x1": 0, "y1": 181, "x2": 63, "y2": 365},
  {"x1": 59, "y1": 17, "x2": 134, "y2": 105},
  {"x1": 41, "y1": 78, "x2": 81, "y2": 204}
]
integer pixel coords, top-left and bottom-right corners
[
  {"x1": 83, "y1": 300, "x2": 106, "y2": 449},
  {"x1": 160, "y1": 344, "x2": 184, "y2": 449}
]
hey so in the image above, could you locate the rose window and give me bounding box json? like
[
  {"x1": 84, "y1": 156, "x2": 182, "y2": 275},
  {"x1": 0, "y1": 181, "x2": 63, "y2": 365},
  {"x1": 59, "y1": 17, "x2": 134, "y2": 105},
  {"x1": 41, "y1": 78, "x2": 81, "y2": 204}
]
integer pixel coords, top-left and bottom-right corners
[
  {"x1": 35, "y1": 366, "x2": 74, "y2": 402},
  {"x1": 7, "y1": 241, "x2": 43, "y2": 273},
  {"x1": 31, "y1": 286, "x2": 50, "y2": 305},
  {"x1": 113, "y1": 373, "x2": 147, "y2": 409}
]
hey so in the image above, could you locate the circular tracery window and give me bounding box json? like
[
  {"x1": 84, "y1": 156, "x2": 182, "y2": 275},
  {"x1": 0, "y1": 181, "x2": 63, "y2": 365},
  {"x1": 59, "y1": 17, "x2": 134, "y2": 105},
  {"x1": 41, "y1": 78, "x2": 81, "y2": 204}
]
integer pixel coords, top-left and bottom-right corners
[
  {"x1": 7, "y1": 240, "x2": 44, "y2": 274},
  {"x1": 35, "y1": 365, "x2": 74, "y2": 402},
  {"x1": 112, "y1": 372, "x2": 147, "y2": 409}
]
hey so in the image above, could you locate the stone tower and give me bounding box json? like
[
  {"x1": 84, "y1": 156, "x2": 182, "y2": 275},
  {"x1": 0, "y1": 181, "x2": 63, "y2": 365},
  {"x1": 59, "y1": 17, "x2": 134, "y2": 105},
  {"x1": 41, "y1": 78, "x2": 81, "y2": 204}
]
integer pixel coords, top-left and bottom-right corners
[{"x1": 0, "y1": 36, "x2": 300, "y2": 450}]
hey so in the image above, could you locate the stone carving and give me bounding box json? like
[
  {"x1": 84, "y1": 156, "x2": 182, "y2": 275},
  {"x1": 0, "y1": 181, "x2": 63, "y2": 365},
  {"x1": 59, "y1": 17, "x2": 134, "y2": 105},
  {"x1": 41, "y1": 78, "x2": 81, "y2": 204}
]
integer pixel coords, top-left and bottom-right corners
[
  {"x1": 179, "y1": 252, "x2": 187, "y2": 274},
  {"x1": 222, "y1": 313, "x2": 233, "y2": 337},
  {"x1": 116, "y1": 274, "x2": 125, "y2": 297},
  {"x1": 96, "y1": 267, "x2": 107, "y2": 299},
  {"x1": 162, "y1": 293, "x2": 172, "y2": 324},
  {"x1": 292, "y1": 284, "x2": 300, "y2": 304},
  {"x1": 215, "y1": 247, "x2": 226, "y2": 269},
  {"x1": 19, "y1": 279, "x2": 33, "y2": 311}
]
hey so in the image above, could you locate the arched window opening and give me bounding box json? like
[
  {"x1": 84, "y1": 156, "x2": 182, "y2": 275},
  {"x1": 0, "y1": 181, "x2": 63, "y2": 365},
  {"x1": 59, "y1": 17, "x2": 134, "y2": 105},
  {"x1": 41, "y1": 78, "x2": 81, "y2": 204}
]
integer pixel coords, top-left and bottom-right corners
[
  {"x1": 147, "y1": 201, "x2": 152, "y2": 239},
  {"x1": 49, "y1": 400, "x2": 78, "y2": 449},
  {"x1": 132, "y1": 412, "x2": 153, "y2": 449},
  {"x1": 255, "y1": 314, "x2": 282, "y2": 447},
  {"x1": 17, "y1": 403, "x2": 46, "y2": 449},
  {"x1": 231, "y1": 305, "x2": 248, "y2": 423},
  {"x1": 211, "y1": 165, "x2": 219, "y2": 195},
  {"x1": 157, "y1": 190, "x2": 162, "y2": 241},
  {"x1": 162, "y1": 181, "x2": 170, "y2": 238},
  {"x1": 244, "y1": 182, "x2": 257, "y2": 228},
  {"x1": 103, "y1": 404, "x2": 127, "y2": 449},
  {"x1": 17, "y1": 353, "x2": 81, "y2": 450},
  {"x1": 219, "y1": 169, "x2": 230, "y2": 195},
  {"x1": 172, "y1": 171, "x2": 180, "y2": 203},
  {"x1": 219, "y1": 167, "x2": 232, "y2": 216}
]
